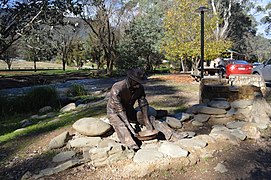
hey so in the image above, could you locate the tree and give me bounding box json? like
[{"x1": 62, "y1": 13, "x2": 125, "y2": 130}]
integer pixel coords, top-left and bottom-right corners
[
  {"x1": 211, "y1": 0, "x2": 257, "y2": 54},
  {"x1": 0, "y1": 0, "x2": 66, "y2": 56},
  {"x1": 116, "y1": 0, "x2": 166, "y2": 72},
  {"x1": 162, "y1": 0, "x2": 232, "y2": 73},
  {"x1": 1, "y1": 43, "x2": 18, "y2": 70},
  {"x1": 22, "y1": 25, "x2": 55, "y2": 71},
  {"x1": 245, "y1": 34, "x2": 271, "y2": 61},
  {"x1": 69, "y1": 39, "x2": 86, "y2": 69},
  {"x1": 261, "y1": 2, "x2": 271, "y2": 35},
  {"x1": 72, "y1": 0, "x2": 133, "y2": 75},
  {"x1": 50, "y1": 18, "x2": 88, "y2": 71}
]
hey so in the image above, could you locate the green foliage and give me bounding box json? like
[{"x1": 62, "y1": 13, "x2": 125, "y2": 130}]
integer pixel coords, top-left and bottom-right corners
[
  {"x1": 260, "y1": 2, "x2": 271, "y2": 36},
  {"x1": 0, "y1": 95, "x2": 10, "y2": 116},
  {"x1": 23, "y1": 86, "x2": 59, "y2": 112},
  {"x1": 116, "y1": 0, "x2": 166, "y2": 72},
  {"x1": 67, "y1": 84, "x2": 88, "y2": 97},
  {"x1": 68, "y1": 40, "x2": 86, "y2": 68},
  {"x1": 162, "y1": 0, "x2": 232, "y2": 62}
]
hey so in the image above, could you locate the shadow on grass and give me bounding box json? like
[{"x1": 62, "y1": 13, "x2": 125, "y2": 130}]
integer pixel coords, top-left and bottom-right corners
[{"x1": 0, "y1": 102, "x2": 106, "y2": 170}]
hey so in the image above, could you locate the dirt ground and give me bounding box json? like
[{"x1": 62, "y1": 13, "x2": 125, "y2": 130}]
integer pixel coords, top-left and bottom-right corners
[{"x1": 1, "y1": 74, "x2": 271, "y2": 180}]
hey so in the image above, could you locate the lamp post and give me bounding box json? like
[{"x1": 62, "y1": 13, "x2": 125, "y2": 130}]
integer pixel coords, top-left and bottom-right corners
[{"x1": 195, "y1": 6, "x2": 210, "y2": 80}]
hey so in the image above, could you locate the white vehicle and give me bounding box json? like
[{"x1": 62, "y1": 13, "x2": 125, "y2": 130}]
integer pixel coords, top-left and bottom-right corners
[{"x1": 252, "y1": 59, "x2": 271, "y2": 82}]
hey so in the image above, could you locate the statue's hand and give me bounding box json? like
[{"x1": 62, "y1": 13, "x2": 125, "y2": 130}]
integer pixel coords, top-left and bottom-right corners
[{"x1": 118, "y1": 111, "x2": 137, "y2": 137}]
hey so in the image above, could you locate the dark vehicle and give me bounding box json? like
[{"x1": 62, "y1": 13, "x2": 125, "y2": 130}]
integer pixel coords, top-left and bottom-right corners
[
  {"x1": 252, "y1": 59, "x2": 271, "y2": 82},
  {"x1": 225, "y1": 60, "x2": 253, "y2": 78}
]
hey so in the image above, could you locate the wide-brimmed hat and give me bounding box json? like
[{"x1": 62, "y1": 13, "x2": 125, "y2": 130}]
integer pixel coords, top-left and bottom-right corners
[{"x1": 127, "y1": 68, "x2": 147, "y2": 84}]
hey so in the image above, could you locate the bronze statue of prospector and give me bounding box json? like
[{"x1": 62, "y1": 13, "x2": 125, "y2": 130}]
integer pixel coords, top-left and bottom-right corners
[{"x1": 107, "y1": 68, "x2": 188, "y2": 150}]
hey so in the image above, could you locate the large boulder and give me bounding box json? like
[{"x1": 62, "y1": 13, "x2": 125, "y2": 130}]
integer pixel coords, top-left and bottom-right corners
[{"x1": 72, "y1": 117, "x2": 112, "y2": 136}]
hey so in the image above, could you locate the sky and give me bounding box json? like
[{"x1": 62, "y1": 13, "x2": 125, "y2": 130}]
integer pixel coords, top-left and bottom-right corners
[{"x1": 252, "y1": 0, "x2": 271, "y2": 39}]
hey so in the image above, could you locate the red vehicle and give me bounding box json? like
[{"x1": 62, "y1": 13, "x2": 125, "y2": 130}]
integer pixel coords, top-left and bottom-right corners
[{"x1": 225, "y1": 60, "x2": 253, "y2": 77}]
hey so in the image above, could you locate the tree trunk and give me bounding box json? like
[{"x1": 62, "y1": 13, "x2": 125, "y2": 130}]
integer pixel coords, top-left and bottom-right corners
[
  {"x1": 191, "y1": 57, "x2": 200, "y2": 75},
  {"x1": 34, "y1": 60, "x2": 37, "y2": 72},
  {"x1": 7, "y1": 61, "x2": 12, "y2": 70},
  {"x1": 62, "y1": 53, "x2": 66, "y2": 71},
  {"x1": 62, "y1": 59, "x2": 66, "y2": 71}
]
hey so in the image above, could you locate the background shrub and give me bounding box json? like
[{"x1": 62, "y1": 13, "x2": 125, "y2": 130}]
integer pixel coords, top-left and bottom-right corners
[
  {"x1": 0, "y1": 86, "x2": 59, "y2": 117},
  {"x1": 67, "y1": 84, "x2": 87, "y2": 97},
  {"x1": 23, "y1": 86, "x2": 59, "y2": 112}
]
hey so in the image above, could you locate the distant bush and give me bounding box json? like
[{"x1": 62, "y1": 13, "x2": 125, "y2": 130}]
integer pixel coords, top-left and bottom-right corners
[
  {"x1": 0, "y1": 86, "x2": 59, "y2": 118},
  {"x1": 67, "y1": 84, "x2": 87, "y2": 97},
  {"x1": 23, "y1": 86, "x2": 59, "y2": 112},
  {"x1": 0, "y1": 95, "x2": 11, "y2": 116}
]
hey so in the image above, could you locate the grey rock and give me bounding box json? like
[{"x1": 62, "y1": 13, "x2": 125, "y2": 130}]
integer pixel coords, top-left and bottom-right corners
[
  {"x1": 208, "y1": 117, "x2": 233, "y2": 126},
  {"x1": 68, "y1": 137, "x2": 101, "y2": 148},
  {"x1": 133, "y1": 148, "x2": 164, "y2": 163},
  {"x1": 158, "y1": 142, "x2": 188, "y2": 158},
  {"x1": 192, "y1": 120, "x2": 204, "y2": 126},
  {"x1": 76, "y1": 104, "x2": 87, "y2": 109},
  {"x1": 39, "y1": 106, "x2": 52, "y2": 114},
  {"x1": 21, "y1": 119, "x2": 33, "y2": 128},
  {"x1": 165, "y1": 117, "x2": 182, "y2": 129},
  {"x1": 226, "y1": 107, "x2": 236, "y2": 116},
  {"x1": 186, "y1": 131, "x2": 196, "y2": 138},
  {"x1": 212, "y1": 98, "x2": 227, "y2": 101},
  {"x1": 89, "y1": 144, "x2": 134, "y2": 167},
  {"x1": 89, "y1": 146, "x2": 111, "y2": 162},
  {"x1": 72, "y1": 117, "x2": 112, "y2": 136},
  {"x1": 30, "y1": 114, "x2": 39, "y2": 119},
  {"x1": 141, "y1": 142, "x2": 160, "y2": 149},
  {"x1": 176, "y1": 138, "x2": 207, "y2": 149},
  {"x1": 33, "y1": 159, "x2": 82, "y2": 179},
  {"x1": 257, "y1": 123, "x2": 268, "y2": 130},
  {"x1": 209, "y1": 127, "x2": 240, "y2": 144},
  {"x1": 46, "y1": 112, "x2": 56, "y2": 118},
  {"x1": 230, "y1": 99, "x2": 253, "y2": 109},
  {"x1": 230, "y1": 129, "x2": 246, "y2": 140},
  {"x1": 226, "y1": 121, "x2": 246, "y2": 129},
  {"x1": 52, "y1": 151, "x2": 76, "y2": 163},
  {"x1": 198, "y1": 106, "x2": 227, "y2": 115},
  {"x1": 193, "y1": 134, "x2": 216, "y2": 144},
  {"x1": 241, "y1": 123, "x2": 261, "y2": 139},
  {"x1": 21, "y1": 171, "x2": 32, "y2": 180},
  {"x1": 208, "y1": 101, "x2": 231, "y2": 109},
  {"x1": 60, "y1": 103, "x2": 76, "y2": 113},
  {"x1": 214, "y1": 163, "x2": 228, "y2": 173},
  {"x1": 190, "y1": 105, "x2": 227, "y2": 115},
  {"x1": 193, "y1": 114, "x2": 210, "y2": 123},
  {"x1": 98, "y1": 139, "x2": 120, "y2": 148},
  {"x1": 48, "y1": 131, "x2": 70, "y2": 149},
  {"x1": 174, "y1": 112, "x2": 192, "y2": 122},
  {"x1": 83, "y1": 147, "x2": 92, "y2": 160},
  {"x1": 186, "y1": 104, "x2": 206, "y2": 114},
  {"x1": 135, "y1": 106, "x2": 157, "y2": 117}
]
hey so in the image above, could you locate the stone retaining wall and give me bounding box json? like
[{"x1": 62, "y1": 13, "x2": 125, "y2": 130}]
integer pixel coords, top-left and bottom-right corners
[{"x1": 200, "y1": 75, "x2": 266, "y2": 103}]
